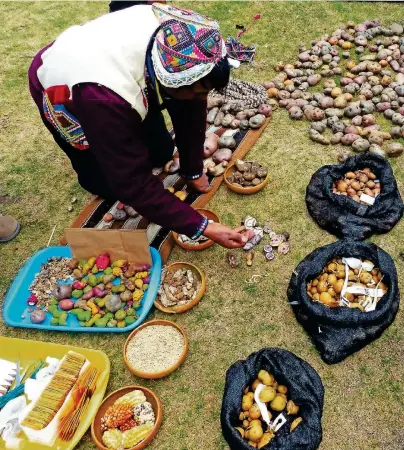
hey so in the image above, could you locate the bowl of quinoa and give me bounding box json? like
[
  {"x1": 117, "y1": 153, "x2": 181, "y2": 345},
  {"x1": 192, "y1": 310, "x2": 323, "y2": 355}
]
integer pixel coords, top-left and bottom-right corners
[{"x1": 123, "y1": 320, "x2": 189, "y2": 379}]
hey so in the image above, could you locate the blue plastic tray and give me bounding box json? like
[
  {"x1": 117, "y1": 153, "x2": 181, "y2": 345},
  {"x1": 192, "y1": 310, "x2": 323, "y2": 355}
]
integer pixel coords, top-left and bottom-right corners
[{"x1": 3, "y1": 246, "x2": 162, "y2": 332}]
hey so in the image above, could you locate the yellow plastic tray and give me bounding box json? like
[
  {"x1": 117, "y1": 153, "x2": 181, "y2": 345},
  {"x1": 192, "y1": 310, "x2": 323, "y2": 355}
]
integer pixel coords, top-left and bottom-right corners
[{"x1": 0, "y1": 336, "x2": 110, "y2": 450}]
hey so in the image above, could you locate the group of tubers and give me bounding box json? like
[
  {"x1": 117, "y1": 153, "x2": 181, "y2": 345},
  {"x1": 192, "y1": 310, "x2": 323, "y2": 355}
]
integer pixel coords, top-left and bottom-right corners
[
  {"x1": 29, "y1": 254, "x2": 152, "y2": 328},
  {"x1": 307, "y1": 257, "x2": 388, "y2": 311},
  {"x1": 332, "y1": 167, "x2": 381, "y2": 204},
  {"x1": 158, "y1": 267, "x2": 201, "y2": 308},
  {"x1": 261, "y1": 20, "x2": 404, "y2": 159},
  {"x1": 207, "y1": 79, "x2": 271, "y2": 132},
  {"x1": 226, "y1": 159, "x2": 268, "y2": 188},
  {"x1": 236, "y1": 369, "x2": 302, "y2": 448},
  {"x1": 203, "y1": 133, "x2": 236, "y2": 177}
]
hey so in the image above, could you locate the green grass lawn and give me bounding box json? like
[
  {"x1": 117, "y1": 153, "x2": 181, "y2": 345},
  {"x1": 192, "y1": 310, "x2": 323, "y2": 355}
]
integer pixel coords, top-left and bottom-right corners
[{"x1": 1, "y1": 2, "x2": 404, "y2": 449}]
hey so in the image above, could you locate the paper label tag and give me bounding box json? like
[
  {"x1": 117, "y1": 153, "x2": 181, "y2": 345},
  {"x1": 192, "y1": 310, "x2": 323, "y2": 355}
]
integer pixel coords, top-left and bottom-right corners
[
  {"x1": 360, "y1": 193, "x2": 375, "y2": 205},
  {"x1": 345, "y1": 286, "x2": 385, "y2": 297},
  {"x1": 254, "y1": 384, "x2": 287, "y2": 432}
]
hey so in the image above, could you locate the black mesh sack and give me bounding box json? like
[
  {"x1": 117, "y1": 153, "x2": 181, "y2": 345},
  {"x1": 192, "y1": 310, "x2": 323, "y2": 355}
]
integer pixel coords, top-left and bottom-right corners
[
  {"x1": 287, "y1": 239, "x2": 400, "y2": 365},
  {"x1": 305, "y1": 153, "x2": 404, "y2": 240},
  {"x1": 221, "y1": 348, "x2": 324, "y2": 450}
]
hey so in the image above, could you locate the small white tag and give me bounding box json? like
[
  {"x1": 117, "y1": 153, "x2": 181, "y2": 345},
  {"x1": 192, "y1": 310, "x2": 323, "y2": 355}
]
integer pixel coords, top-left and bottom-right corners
[
  {"x1": 360, "y1": 193, "x2": 375, "y2": 205},
  {"x1": 271, "y1": 413, "x2": 287, "y2": 432},
  {"x1": 254, "y1": 384, "x2": 272, "y2": 426},
  {"x1": 342, "y1": 257, "x2": 362, "y2": 270},
  {"x1": 345, "y1": 286, "x2": 385, "y2": 297}
]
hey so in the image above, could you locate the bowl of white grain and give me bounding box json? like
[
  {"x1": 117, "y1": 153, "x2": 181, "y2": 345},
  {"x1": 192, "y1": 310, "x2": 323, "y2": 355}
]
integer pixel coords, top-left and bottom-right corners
[{"x1": 123, "y1": 320, "x2": 189, "y2": 379}]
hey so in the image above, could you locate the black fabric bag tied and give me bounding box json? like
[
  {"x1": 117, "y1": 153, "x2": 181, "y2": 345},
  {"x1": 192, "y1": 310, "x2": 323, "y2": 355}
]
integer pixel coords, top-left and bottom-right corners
[
  {"x1": 305, "y1": 153, "x2": 403, "y2": 240},
  {"x1": 221, "y1": 348, "x2": 324, "y2": 450},
  {"x1": 287, "y1": 239, "x2": 400, "y2": 364}
]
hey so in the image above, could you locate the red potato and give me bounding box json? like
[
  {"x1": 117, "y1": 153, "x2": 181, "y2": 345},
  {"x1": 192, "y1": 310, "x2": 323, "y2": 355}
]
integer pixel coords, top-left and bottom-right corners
[
  {"x1": 257, "y1": 104, "x2": 272, "y2": 117},
  {"x1": 212, "y1": 148, "x2": 232, "y2": 164},
  {"x1": 204, "y1": 132, "x2": 219, "y2": 158}
]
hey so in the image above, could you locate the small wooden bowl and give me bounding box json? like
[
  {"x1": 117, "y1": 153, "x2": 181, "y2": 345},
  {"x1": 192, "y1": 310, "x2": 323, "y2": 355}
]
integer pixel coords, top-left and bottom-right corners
[
  {"x1": 172, "y1": 208, "x2": 219, "y2": 251},
  {"x1": 123, "y1": 319, "x2": 189, "y2": 378},
  {"x1": 154, "y1": 262, "x2": 206, "y2": 314},
  {"x1": 91, "y1": 385, "x2": 163, "y2": 450},
  {"x1": 224, "y1": 163, "x2": 270, "y2": 194}
]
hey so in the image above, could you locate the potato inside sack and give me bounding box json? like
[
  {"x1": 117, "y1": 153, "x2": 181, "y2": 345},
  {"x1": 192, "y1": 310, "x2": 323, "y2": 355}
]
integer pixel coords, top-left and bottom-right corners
[
  {"x1": 235, "y1": 370, "x2": 302, "y2": 446},
  {"x1": 332, "y1": 167, "x2": 381, "y2": 205},
  {"x1": 307, "y1": 256, "x2": 388, "y2": 312}
]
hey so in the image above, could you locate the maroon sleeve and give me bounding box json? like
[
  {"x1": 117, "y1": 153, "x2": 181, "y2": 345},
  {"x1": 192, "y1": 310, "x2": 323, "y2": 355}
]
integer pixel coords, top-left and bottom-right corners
[
  {"x1": 165, "y1": 98, "x2": 207, "y2": 179},
  {"x1": 72, "y1": 84, "x2": 205, "y2": 237}
]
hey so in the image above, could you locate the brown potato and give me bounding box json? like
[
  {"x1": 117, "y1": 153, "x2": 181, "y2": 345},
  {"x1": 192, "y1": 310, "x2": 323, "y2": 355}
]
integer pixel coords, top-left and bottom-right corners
[
  {"x1": 364, "y1": 188, "x2": 375, "y2": 197},
  {"x1": 337, "y1": 180, "x2": 348, "y2": 192},
  {"x1": 328, "y1": 263, "x2": 337, "y2": 271},
  {"x1": 328, "y1": 287, "x2": 337, "y2": 297},
  {"x1": 334, "y1": 279, "x2": 344, "y2": 294},
  {"x1": 317, "y1": 281, "x2": 329, "y2": 293},
  {"x1": 328, "y1": 274, "x2": 337, "y2": 286}
]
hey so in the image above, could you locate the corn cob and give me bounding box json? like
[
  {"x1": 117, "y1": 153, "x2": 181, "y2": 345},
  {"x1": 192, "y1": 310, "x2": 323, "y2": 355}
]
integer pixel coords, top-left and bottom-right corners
[
  {"x1": 133, "y1": 402, "x2": 155, "y2": 425},
  {"x1": 102, "y1": 404, "x2": 133, "y2": 429},
  {"x1": 122, "y1": 423, "x2": 153, "y2": 448},
  {"x1": 114, "y1": 390, "x2": 146, "y2": 408},
  {"x1": 102, "y1": 428, "x2": 124, "y2": 450}
]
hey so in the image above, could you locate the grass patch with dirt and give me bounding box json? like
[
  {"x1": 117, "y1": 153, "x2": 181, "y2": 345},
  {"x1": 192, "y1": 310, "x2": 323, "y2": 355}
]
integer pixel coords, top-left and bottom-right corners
[{"x1": 1, "y1": 2, "x2": 404, "y2": 449}]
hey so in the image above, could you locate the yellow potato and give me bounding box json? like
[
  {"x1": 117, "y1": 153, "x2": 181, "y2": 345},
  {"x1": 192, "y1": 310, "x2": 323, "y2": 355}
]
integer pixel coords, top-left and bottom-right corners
[
  {"x1": 334, "y1": 279, "x2": 344, "y2": 294},
  {"x1": 247, "y1": 424, "x2": 264, "y2": 443},
  {"x1": 252, "y1": 379, "x2": 261, "y2": 392},
  {"x1": 317, "y1": 281, "x2": 328, "y2": 293},
  {"x1": 258, "y1": 432, "x2": 274, "y2": 448},
  {"x1": 277, "y1": 385, "x2": 288, "y2": 394},
  {"x1": 258, "y1": 370, "x2": 275, "y2": 386},
  {"x1": 242, "y1": 394, "x2": 253, "y2": 411},
  {"x1": 270, "y1": 395, "x2": 287, "y2": 412},
  {"x1": 327, "y1": 274, "x2": 337, "y2": 286},
  {"x1": 235, "y1": 427, "x2": 245, "y2": 438},
  {"x1": 259, "y1": 386, "x2": 276, "y2": 403},
  {"x1": 249, "y1": 404, "x2": 261, "y2": 420}
]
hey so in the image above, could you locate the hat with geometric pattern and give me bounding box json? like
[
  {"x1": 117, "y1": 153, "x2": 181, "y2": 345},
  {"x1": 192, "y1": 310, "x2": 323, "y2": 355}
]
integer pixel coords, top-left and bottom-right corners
[{"x1": 151, "y1": 3, "x2": 227, "y2": 88}]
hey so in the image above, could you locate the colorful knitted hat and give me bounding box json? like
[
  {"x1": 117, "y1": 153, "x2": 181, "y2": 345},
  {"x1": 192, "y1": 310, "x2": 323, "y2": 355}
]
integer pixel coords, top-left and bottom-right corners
[{"x1": 151, "y1": 3, "x2": 227, "y2": 88}]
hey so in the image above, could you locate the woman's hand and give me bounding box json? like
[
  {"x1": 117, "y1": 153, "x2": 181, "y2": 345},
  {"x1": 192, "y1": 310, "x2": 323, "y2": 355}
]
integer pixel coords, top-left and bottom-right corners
[
  {"x1": 186, "y1": 173, "x2": 211, "y2": 193},
  {"x1": 203, "y1": 223, "x2": 255, "y2": 249}
]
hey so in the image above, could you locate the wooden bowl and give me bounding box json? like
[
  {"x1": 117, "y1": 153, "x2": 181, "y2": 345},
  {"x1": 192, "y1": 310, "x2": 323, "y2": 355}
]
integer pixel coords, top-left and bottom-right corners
[
  {"x1": 224, "y1": 163, "x2": 270, "y2": 194},
  {"x1": 91, "y1": 385, "x2": 163, "y2": 450},
  {"x1": 172, "y1": 208, "x2": 219, "y2": 250},
  {"x1": 154, "y1": 262, "x2": 206, "y2": 314},
  {"x1": 123, "y1": 319, "x2": 189, "y2": 378}
]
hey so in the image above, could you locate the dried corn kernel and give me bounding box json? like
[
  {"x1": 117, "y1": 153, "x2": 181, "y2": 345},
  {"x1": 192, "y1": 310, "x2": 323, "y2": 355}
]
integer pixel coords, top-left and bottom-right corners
[
  {"x1": 122, "y1": 423, "x2": 153, "y2": 448},
  {"x1": 115, "y1": 390, "x2": 146, "y2": 408},
  {"x1": 102, "y1": 404, "x2": 133, "y2": 429},
  {"x1": 102, "y1": 429, "x2": 124, "y2": 450}
]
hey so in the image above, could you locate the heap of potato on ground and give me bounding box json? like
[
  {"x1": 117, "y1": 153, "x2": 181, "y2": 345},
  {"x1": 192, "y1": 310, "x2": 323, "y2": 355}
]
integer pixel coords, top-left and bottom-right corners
[{"x1": 261, "y1": 20, "x2": 404, "y2": 160}]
